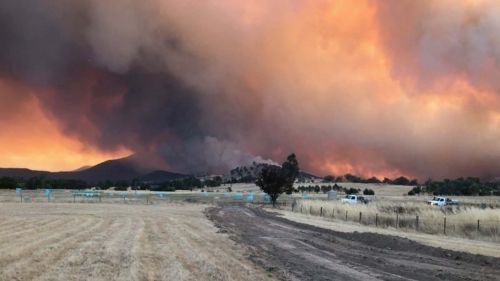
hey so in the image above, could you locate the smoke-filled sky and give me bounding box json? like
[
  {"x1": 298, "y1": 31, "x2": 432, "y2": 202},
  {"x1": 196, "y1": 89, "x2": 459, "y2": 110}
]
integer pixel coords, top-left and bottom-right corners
[{"x1": 1, "y1": 0, "x2": 500, "y2": 179}]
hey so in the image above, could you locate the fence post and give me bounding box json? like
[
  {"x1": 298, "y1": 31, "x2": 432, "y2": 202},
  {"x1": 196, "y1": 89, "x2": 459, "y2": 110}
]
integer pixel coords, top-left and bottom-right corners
[
  {"x1": 443, "y1": 217, "x2": 447, "y2": 235},
  {"x1": 375, "y1": 213, "x2": 378, "y2": 227},
  {"x1": 345, "y1": 210, "x2": 348, "y2": 221},
  {"x1": 359, "y1": 212, "x2": 362, "y2": 224},
  {"x1": 416, "y1": 215, "x2": 419, "y2": 231},
  {"x1": 477, "y1": 220, "x2": 480, "y2": 232},
  {"x1": 320, "y1": 207, "x2": 323, "y2": 217},
  {"x1": 396, "y1": 213, "x2": 399, "y2": 228},
  {"x1": 332, "y1": 209, "x2": 335, "y2": 219}
]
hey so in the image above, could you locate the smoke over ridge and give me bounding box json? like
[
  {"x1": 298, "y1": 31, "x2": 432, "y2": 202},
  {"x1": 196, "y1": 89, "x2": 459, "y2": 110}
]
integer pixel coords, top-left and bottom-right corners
[{"x1": 1, "y1": 0, "x2": 500, "y2": 179}]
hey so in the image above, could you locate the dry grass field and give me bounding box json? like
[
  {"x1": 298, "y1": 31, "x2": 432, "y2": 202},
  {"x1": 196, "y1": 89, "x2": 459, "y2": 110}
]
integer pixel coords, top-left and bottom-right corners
[
  {"x1": 273, "y1": 209, "x2": 500, "y2": 258},
  {"x1": 0, "y1": 203, "x2": 276, "y2": 281},
  {"x1": 292, "y1": 199, "x2": 500, "y2": 242}
]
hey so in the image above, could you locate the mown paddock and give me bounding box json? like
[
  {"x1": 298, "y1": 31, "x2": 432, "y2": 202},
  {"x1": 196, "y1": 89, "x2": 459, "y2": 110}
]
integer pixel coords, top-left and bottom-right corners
[{"x1": 0, "y1": 202, "x2": 277, "y2": 281}]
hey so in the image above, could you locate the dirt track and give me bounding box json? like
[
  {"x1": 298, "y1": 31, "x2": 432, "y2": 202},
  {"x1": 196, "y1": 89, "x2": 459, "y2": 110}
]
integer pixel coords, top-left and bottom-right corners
[{"x1": 207, "y1": 206, "x2": 500, "y2": 281}]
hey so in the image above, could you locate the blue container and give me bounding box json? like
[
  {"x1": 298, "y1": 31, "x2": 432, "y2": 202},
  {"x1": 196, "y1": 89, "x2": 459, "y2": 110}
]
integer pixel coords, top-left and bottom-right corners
[
  {"x1": 233, "y1": 192, "x2": 243, "y2": 200},
  {"x1": 246, "y1": 193, "x2": 254, "y2": 202}
]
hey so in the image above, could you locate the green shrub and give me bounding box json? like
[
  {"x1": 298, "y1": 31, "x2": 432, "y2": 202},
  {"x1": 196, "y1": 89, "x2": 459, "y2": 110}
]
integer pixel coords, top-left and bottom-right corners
[{"x1": 363, "y1": 188, "x2": 375, "y2": 195}]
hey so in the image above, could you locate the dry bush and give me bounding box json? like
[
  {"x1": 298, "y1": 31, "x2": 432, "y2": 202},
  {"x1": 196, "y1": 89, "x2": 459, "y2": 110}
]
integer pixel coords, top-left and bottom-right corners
[{"x1": 294, "y1": 199, "x2": 500, "y2": 242}]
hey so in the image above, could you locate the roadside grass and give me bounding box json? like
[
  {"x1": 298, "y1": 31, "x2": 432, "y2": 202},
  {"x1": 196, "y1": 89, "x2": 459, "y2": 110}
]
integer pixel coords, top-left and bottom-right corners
[
  {"x1": 293, "y1": 199, "x2": 500, "y2": 242},
  {"x1": 274, "y1": 209, "x2": 500, "y2": 258}
]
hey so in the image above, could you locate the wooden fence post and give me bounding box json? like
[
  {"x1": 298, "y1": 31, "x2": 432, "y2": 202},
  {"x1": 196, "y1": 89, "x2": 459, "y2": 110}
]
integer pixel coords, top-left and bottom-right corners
[
  {"x1": 332, "y1": 209, "x2": 335, "y2": 219},
  {"x1": 443, "y1": 217, "x2": 447, "y2": 235},
  {"x1": 345, "y1": 210, "x2": 348, "y2": 221},
  {"x1": 396, "y1": 213, "x2": 399, "y2": 228},
  {"x1": 320, "y1": 207, "x2": 323, "y2": 217},
  {"x1": 375, "y1": 213, "x2": 378, "y2": 227},
  {"x1": 477, "y1": 220, "x2": 480, "y2": 232},
  {"x1": 416, "y1": 215, "x2": 419, "y2": 231},
  {"x1": 359, "y1": 212, "x2": 362, "y2": 224}
]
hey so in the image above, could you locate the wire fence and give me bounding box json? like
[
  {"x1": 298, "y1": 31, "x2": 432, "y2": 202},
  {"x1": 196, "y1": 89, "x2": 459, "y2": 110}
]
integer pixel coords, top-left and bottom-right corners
[
  {"x1": 292, "y1": 204, "x2": 500, "y2": 241},
  {"x1": 0, "y1": 189, "x2": 289, "y2": 206}
]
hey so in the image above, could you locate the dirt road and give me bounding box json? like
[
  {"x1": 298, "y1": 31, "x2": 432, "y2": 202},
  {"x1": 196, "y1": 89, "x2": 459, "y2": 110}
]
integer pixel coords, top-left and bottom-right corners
[
  {"x1": 207, "y1": 206, "x2": 500, "y2": 281},
  {"x1": 0, "y1": 203, "x2": 275, "y2": 281}
]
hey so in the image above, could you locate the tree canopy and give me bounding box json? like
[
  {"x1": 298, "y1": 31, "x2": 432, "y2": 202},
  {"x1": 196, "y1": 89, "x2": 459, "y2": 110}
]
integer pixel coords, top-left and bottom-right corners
[
  {"x1": 256, "y1": 153, "x2": 299, "y2": 206},
  {"x1": 281, "y1": 153, "x2": 299, "y2": 194}
]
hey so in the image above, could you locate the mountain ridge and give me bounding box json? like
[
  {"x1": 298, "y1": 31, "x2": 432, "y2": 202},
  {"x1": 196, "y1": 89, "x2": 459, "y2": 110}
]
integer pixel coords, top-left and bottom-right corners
[{"x1": 0, "y1": 156, "x2": 187, "y2": 184}]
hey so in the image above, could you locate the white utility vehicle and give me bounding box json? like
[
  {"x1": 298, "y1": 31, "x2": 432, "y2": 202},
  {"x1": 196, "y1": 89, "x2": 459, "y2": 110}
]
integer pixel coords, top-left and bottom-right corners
[
  {"x1": 341, "y1": 195, "x2": 369, "y2": 204},
  {"x1": 427, "y1": 196, "x2": 459, "y2": 206}
]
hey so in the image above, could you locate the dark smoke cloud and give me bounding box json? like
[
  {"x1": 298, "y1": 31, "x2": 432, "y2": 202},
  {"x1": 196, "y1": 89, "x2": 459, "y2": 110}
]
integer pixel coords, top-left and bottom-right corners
[
  {"x1": 0, "y1": 0, "x2": 271, "y2": 174},
  {"x1": 2, "y1": 0, "x2": 500, "y2": 179}
]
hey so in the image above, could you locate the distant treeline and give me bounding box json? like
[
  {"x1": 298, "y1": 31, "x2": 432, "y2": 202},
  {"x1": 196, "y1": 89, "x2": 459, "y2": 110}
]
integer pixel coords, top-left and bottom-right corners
[
  {"x1": 323, "y1": 174, "x2": 418, "y2": 185},
  {"x1": 409, "y1": 177, "x2": 500, "y2": 196},
  {"x1": 0, "y1": 177, "x2": 89, "y2": 190},
  {"x1": 147, "y1": 176, "x2": 223, "y2": 192},
  {"x1": 295, "y1": 184, "x2": 375, "y2": 195},
  {"x1": 0, "y1": 176, "x2": 222, "y2": 191}
]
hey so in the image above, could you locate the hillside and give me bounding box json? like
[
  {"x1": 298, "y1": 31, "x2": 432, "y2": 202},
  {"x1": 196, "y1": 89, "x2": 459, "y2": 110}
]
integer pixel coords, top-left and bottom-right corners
[{"x1": 0, "y1": 156, "x2": 187, "y2": 184}]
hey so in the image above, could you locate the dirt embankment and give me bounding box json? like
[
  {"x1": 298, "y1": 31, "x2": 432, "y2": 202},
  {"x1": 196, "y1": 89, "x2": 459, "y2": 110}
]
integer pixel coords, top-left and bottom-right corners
[{"x1": 207, "y1": 206, "x2": 500, "y2": 281}]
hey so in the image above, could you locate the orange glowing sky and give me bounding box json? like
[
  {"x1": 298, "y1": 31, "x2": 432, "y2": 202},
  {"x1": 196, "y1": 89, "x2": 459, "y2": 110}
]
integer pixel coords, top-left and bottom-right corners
[
  {"x1": 0, "y1": 79, "x2": 130, "y2": 171},
  {"x1": 2, "y1": 0, "x2": 500, "y2": 178}
]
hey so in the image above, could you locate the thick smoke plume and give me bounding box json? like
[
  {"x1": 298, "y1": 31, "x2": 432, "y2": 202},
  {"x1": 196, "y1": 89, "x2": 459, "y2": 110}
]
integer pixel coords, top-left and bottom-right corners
[{"x1": 1, "y1": 0, "x2": 500, "y2": 179}]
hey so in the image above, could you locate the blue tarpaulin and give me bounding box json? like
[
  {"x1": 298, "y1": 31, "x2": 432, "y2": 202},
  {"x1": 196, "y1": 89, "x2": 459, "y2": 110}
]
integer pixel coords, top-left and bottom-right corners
[
  {"x1": 233, "y1": 192, "x2": 243, "y2": 200},
  {"x1": 246, "y1": 192, "x2": 254, "y2": 202},
  {"x1": 156, "y1": 192, "x2": 168, "y2": 198}
]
